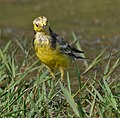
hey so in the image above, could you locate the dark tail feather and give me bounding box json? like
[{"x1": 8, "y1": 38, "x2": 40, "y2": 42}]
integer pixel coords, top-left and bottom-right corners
[
  {"x1": 70, "y1": 53, "x2": 86, "y2": 60},
  {"x1": 72, "y1": 47, "x2": 84, "y2": 53}
]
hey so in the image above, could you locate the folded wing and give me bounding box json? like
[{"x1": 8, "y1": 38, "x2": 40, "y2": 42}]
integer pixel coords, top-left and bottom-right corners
[{"x1": 50, "y1": 30, "x2": 85, "y2": 59}]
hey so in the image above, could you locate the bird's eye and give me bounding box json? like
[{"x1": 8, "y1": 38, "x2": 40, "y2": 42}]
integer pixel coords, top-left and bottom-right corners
[{"x1": 36, "y1": 24, "x2": 38, "y2": 27}]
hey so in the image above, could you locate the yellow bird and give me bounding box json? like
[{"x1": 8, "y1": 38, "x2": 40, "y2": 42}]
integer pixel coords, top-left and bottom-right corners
[{"x1": 33, "y1": 16, "x2": 84, "y2": 81}]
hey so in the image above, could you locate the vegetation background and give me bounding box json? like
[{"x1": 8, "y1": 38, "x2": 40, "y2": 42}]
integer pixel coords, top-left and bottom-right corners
[{"x1": 0, "y1": 0, "x2": 120, "y2": 117}]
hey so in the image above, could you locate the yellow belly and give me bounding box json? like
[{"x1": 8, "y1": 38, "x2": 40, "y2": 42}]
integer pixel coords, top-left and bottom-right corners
[{"x1": 34, "y1": 44, "x2": 71, "y2": 70}]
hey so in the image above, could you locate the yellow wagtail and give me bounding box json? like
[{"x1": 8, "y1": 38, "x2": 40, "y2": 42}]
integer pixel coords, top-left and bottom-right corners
[{"x1": 33, "y1": 16, "x2": 84, "y2": 81}]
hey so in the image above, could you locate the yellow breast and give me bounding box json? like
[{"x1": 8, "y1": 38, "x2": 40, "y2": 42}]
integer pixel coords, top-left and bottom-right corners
[{"x1": 34, "y1": 42, "x2": 71, "y2": 70}]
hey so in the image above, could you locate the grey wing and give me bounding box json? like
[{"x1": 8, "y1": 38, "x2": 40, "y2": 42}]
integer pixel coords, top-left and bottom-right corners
[
  {"x1": 50, "y1": 32, "x2": 72, "y2": 53},
  {"x1": 51, "y1": 32, "x2": 85, "y2": 59}
]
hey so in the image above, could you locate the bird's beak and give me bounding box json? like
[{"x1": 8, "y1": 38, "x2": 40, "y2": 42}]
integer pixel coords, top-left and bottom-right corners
[{"x1": 42, "y1": 25, "x2": 47, "y2": 29}]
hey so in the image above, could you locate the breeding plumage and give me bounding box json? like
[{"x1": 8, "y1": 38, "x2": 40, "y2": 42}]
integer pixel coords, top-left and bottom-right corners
[{"x1": 33, "y1": 16, "x2": 84, "y2": 81}]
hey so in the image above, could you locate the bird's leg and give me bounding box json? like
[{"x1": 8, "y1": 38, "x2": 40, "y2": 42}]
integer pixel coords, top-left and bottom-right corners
[
  {"x1": 45, "y1": 65, "x2": 55, "y2": 80},
  {"x1": 49, "y1": 70, "x2": 55, "y2": 80},
  {"x1": 59, "y1": 67, "x2": 64, "y2": 82}
]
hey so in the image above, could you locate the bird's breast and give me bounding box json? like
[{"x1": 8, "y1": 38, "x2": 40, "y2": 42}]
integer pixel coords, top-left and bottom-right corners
[
  {"x1": 34, "y1": 42, "x2": 71, "y2": 70},
  {"x1": 34, "y1": 32, "x2": 71, "y2": 69},
  {"x1": 34, "y1": 32, "x2": 51, "y2": 46}
]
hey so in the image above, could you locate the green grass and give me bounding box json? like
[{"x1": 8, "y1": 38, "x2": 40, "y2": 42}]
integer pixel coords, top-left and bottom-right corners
[
  {"x1": 0, "y1": 1, "x2": 120, "y2": 117},
  {"x1": 0, "y1": 34, "x2": 120, "y2": 117}
]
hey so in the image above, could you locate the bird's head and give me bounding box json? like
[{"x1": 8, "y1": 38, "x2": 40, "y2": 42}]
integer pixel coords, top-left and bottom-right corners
[{"x1": 33, "y1": 16, "x2": 50, "y2": 33}]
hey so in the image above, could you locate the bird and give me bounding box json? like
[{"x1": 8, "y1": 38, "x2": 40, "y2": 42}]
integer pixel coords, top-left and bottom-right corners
[{"x1": 33, "y1": 16, "x2": 84, "y2": 81}]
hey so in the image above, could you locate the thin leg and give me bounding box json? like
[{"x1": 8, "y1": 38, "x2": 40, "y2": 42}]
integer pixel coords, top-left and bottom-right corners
[
  {"x1": 59, "y1": 67, "x2": 64, "y2": 82},
  {"x1": 50, "y1": 70, "x2": 55, "y2": 80},
  {"x1": 45, "y1": 65, "x2": 55, "y2": 80}
]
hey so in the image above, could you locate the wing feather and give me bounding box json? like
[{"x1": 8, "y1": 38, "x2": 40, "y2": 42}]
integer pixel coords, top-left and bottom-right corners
[{"x1": 50, "y1": 29, "x2": 84, "y2": 59}]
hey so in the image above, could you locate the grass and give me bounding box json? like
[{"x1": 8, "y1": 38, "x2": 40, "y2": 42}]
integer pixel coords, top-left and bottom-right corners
[{"x1": 0, "y1": 34, "x2": 120, "y2": 118}]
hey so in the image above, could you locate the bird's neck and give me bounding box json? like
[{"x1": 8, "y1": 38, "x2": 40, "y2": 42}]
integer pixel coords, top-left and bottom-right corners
[{"x1": 37, "y1": 28, "x2": 52, "y2": 35}]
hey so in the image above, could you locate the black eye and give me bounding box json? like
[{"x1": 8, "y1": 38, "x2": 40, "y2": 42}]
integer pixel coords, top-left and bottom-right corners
[{"x1": 36, "y1": 24, "x2": 38, "y2": 27}]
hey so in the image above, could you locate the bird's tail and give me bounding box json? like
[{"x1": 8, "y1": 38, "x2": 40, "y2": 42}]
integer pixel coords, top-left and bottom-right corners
[
  {"x1": 72, "y1": 47, "x2": 84, "y2": 53},
  {"x1": 71, "y1": 47, "x2": 86, "y2": 59},
  {"x1": 71, "y1": 53, "x2": 86, "y2": 60}
]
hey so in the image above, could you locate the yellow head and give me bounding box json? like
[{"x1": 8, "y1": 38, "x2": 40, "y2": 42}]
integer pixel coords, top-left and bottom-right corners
[{"x1": 33, "y1": 16, "x2": 50, "y2": 32}]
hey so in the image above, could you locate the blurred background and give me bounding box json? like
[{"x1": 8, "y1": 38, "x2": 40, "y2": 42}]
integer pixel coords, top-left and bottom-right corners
[
  {"x1": 0, "y1": 1, "x2": 120, "y2": 116},
  {"x1": 0, "y1": 0, "x2": 120, "y2": 74},
  {"x1": 0, "y1": 0, "x2": 120, "y2": 89},
  {"x1": 0, "y1": 0, "x2": 120, "y2": 55}
]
